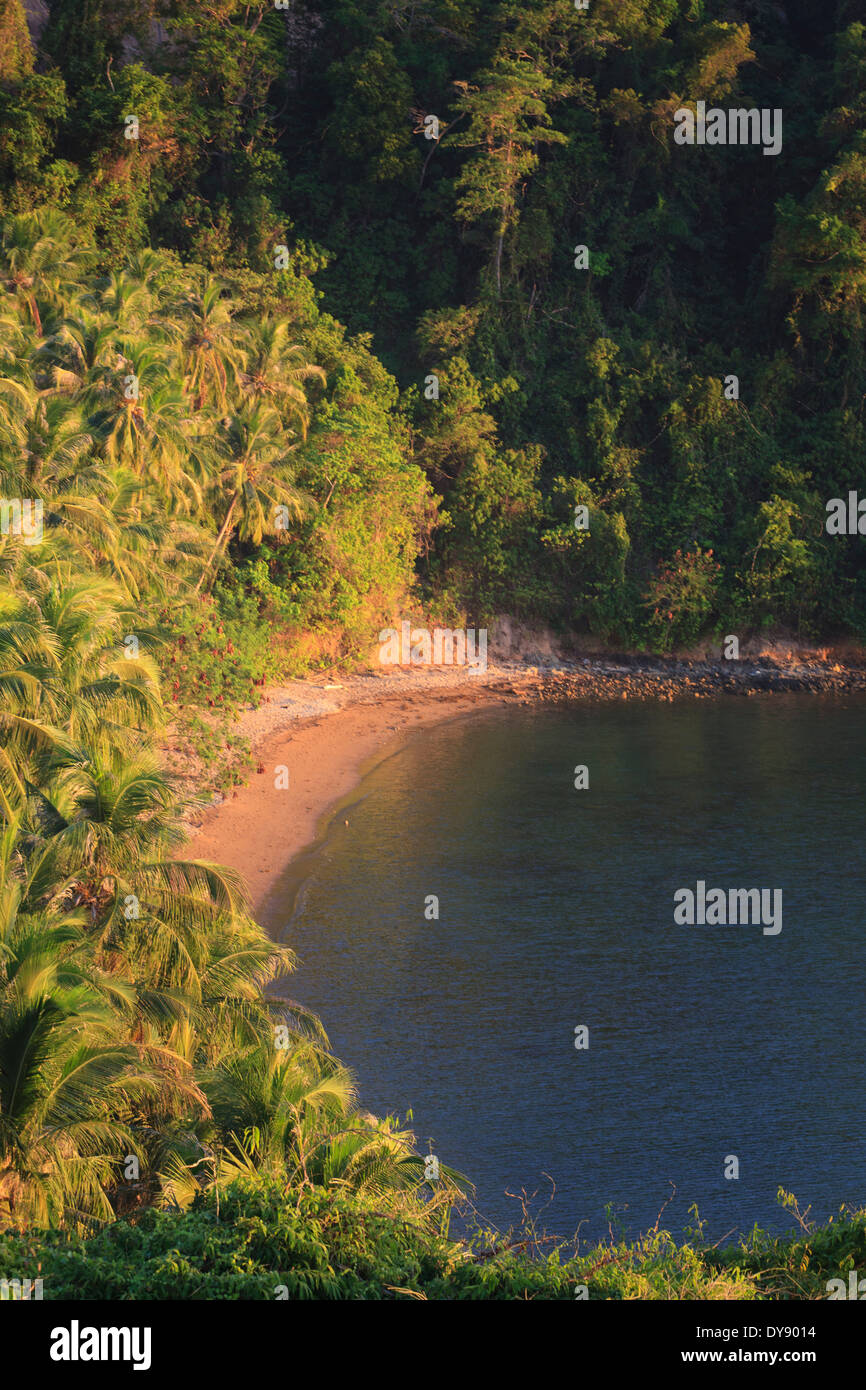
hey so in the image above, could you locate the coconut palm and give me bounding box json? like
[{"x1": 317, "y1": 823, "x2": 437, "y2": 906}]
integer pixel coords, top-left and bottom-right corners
[
  {"x1": 177, "y1": 277, "x2": 246, "y2": 411},
  {"x1": 194, "y1": 402, "x2": 308, "y2": 593},
  {"x1": 0, "y1": 390, "x2": 94, "y2": 488},
  {"x1": 94, "y1": 272, "x2": 154, "y2": 339},
  {"x1": 201, "y1": 1039, "x2": 353, "y2": 1177},
  {"x1": 0, "y1": 571, "x2": 163, "y2": 748},
  {"x1": 304, "y1": 1110, "x2": 470, "y2": 1204},
  {"x1": 0, "y1": 211, "x2": 89, "y2": 336},
  {"x1": 191, "y1": 1037, "x2": 468, "y2": 1212},
  {"x1": 89, "y1": 341, "x2": 206, "y2": 511},
  {"x1": 96, "y1": 471, "x2": 211, "y2": 602},
  {"x1": 36, "y1": 306, "x2": 118, "y2": 396},
  {"x1": 0, "y1": 305, "x2": 35, "y2": 369},
  {"x1": 122, "y1": 248, "x2": 189, "y2": 308},
  {"x1": 240, "y1": 316, "x2": 325, "y2": 438},
  {"x1": 0, "y1": 817, "x2": 207, "y2": 1231}
]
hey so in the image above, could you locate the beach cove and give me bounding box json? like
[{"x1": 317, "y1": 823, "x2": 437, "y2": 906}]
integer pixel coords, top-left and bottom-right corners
[
  {"x1": 230, "y1": 682, "x2": 866, "y2": 1241},
  {"x1": 181, "y1": 648, "x2": 866, "y2": 924}
]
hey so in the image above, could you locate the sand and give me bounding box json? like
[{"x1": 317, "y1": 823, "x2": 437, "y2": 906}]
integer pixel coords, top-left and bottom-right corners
[
  {"x1": 181, "y1": 650, "x2": 866, "y2": 925},
  {"x1": 182, "y1": 669, "x2": 522, "y2": 922}
]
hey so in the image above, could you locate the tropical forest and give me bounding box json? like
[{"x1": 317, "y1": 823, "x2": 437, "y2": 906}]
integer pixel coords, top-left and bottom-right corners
[{"x1": 0, "y1": 0, "x2": 865, "y2": 1318}]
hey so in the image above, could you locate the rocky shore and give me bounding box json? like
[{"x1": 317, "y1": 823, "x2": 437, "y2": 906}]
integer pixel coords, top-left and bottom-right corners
[
  {"x1": 482, "y1": 652, "x2": 866, "y2": 704},
  {"x1": 181, "y1": 648, "x2": 866, "y2": 919}
]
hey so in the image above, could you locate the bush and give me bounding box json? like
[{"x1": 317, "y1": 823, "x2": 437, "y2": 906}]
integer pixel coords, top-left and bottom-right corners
[{"x1": 3, "y1": 1177, "x2": 863, "y2": 1301}]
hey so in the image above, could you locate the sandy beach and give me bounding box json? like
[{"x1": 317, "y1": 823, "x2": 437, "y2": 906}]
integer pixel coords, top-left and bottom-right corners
[
  {"x1": 182, "y1": 668, "x2": 522, "y2": 921},
  {"x1": 181, "y1": 649, "x2": 866, "y2": 923}
]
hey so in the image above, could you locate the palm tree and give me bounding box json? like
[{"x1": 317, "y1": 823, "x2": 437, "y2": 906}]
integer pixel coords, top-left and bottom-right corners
[
  {"x1": 304, "y1": 1110, "x2": 469, "y2": 1205},
  {"x1": 203, "y1": 1039, "x2": 354, "y2": 1176},
  {"x1": 240, "y1": 316, "x2": 325, "y2": 438},
  {"x1": 0, "y1": 211, "x2": 89, "y2": 336},
  {"x1": 36, "y1": 305, "x2": 118, "y2": 396},
  {"x1": 177, "y1": 277, "x2": 246, "y2": 411},
  {"x1": 0, "y1": 817, "x2": 207, "y2": 1231},
  {"x1": 96, "y1": 471, "x2": 212, "y2": 603},
  {"x1": 195, "y1": 1037, "x2": 469, "y2": 1210},
  {"x1": 0, "y1": 571, "x2": 163, "y2": 748},
  {"x1": 89, "y1": 341, "x2": 204, "y2": 510},
  {"x1": 13, "y1": 391, "x2": 93, "y2": 489},
  {"x1": 122, "y1": 248, "x2": 189, "y2": 308},
  {"x1": 194, "y1": 403, "x2": 308, "y2": 593},
  {"x1": 0, "y1": 305, "x2": 34, "y2": 369}
]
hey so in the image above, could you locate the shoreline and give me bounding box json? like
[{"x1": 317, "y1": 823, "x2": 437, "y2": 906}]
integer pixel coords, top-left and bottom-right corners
[
  {"x1": 181, "y1": 654, "x2": 866, "y2": 919},
  {"x1": 183, "y1": 674, "x2": 517, "y2": 924}
]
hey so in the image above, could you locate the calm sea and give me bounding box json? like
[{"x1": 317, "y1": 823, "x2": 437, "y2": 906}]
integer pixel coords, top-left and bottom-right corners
[{"x1": 272, "y1": 695, "x2": 866, "y2": 1245}]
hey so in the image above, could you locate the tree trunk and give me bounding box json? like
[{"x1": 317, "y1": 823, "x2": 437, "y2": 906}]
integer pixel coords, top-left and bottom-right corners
[
  {"x1": 495, "y1": 223, "x2": 505, "y2": 298},
  {"x1": 495, "y1": 140, "x2": 514, "y2": 300},
  {"x1": 194, "y1": 491, "x2": 238, "y2": 594}
]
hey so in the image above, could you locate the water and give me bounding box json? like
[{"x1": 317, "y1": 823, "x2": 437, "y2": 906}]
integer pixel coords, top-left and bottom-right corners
[{"x1": 273, "y1": 694, "x2": 866, "y2": 1245}]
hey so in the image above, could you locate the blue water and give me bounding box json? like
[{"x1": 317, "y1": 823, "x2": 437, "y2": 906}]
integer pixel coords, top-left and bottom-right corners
[{"x1": 272, "y1": 695, "x2": 866, "y2": 1245}]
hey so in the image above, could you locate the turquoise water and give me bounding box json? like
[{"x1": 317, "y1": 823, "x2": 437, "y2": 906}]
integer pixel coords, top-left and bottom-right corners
[{"x1": 273, "y1": 695, "x2": 866, "y2": 1243}]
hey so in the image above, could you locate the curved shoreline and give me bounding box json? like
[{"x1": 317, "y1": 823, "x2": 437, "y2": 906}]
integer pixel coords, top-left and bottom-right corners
[
  {"x1": 183, "y1": 675, "x2": 518, "y2": 922},
  {"x1": 182, "y1": 655, "x2": 866, "y2": 920}
]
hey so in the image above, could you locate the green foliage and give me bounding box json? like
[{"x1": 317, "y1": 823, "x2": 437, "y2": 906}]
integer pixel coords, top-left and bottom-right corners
[
  {"x1": 0, "y1": 74, "x2": 69, "y2": 206},
  {"x1": 0, "y1": 211, "x2": 437, "y2": 1238},
  {"x1": 4, "y1": 1176, "x2": 865, "y2": 1300},
  {"x1": 0, "y1": 0, "x2": 864, "y2": 1298},
  {"x1": 0, "y1": 0, "x2": 32, "y2": 84},
  {"x1": 644, "y1": 547, "x2": 722, "y2": 651},
  {"x1": 437, "y1": 442, "x2": 549, "y2": 614},
  {"x1": 159, "y1": 592, "x2": 268, "y2": 713},
  {"x1": 0, "y1": 1, "x2": 862, "y2": 644}
]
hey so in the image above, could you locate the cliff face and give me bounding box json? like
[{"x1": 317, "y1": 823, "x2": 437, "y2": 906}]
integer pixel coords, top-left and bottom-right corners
[
  {"x1": 21, "y1": 0, "x2": 46, "y2": 43},
  {"x1": 0, "y1": 0, "x2": 34, "y2": 81}
]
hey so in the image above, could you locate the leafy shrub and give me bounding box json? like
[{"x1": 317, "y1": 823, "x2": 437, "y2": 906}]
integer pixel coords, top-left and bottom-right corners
[
  {"x1": 3, "y1": 1177, "x2": 863, "y2": 1301},
  {"x1": 643, "y1": 548, "x2": 722, "y2": 651}
]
